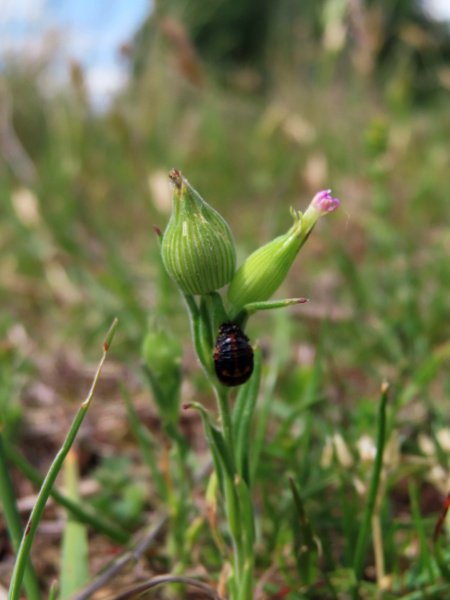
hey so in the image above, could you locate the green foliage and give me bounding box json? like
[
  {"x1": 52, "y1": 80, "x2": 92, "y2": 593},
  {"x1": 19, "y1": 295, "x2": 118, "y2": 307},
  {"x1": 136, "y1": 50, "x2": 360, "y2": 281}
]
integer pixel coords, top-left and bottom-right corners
[{"x1": 2, "y1": 8, "x2": 450, "y2": 598}]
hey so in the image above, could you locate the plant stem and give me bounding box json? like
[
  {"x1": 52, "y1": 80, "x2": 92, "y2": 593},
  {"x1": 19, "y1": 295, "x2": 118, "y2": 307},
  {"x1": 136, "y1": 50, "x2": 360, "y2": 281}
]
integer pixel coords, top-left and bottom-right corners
[
  {"x1": 185, "y1": 289, "x2": 251, "y2": 599},
  {"x1": 214, "y1": 384, "x2": 250, "y2": 597},
  {"x1": 215, "y1": 385, "x2": 235, "y2": 461},
  {"x1": 0, "y1": 435, "x2": 42, "y2": 600}
]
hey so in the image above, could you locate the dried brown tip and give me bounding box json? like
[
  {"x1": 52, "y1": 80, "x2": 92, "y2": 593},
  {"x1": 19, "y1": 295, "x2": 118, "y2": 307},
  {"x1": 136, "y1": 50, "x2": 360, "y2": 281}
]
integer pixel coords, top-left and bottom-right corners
[{"x1": 168, "y1": 168, "x2": 183, "y2": 189}]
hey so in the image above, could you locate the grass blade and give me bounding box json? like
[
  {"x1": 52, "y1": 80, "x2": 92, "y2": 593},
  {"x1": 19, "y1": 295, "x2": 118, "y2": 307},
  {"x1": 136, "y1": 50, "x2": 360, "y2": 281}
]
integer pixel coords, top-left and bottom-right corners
[
  {"x1": 352, "y1": 381, "x2": 389, "y2": 595},
  {"x1": 0, "y1": 433, "x2": 42, "y2": 600},
  {"x1": 47, "y1": 580, "x2": 57, "y2": 600},
  {"x1": 7, "y1": 318, "x2": 118, "y2": 600}
]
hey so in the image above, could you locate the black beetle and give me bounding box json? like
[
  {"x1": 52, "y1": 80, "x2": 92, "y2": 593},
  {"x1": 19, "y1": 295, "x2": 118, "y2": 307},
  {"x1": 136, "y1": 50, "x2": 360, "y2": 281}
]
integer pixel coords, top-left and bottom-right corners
[{"x1": 213, "y1": 322, "x2": 254, "y2": 387}]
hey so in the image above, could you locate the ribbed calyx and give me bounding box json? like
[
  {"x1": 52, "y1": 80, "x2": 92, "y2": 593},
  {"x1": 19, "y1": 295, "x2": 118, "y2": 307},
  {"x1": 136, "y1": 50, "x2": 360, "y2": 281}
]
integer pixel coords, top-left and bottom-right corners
[
  {"x1": 161, "y1": 169, "x2": 236, "y2": 295},
  {"x1": 227, "y1": 208, "x2": 304, "y2": 311},
  {"x1": 227, "y1": 189, "x2": 339, "y2": 313}
]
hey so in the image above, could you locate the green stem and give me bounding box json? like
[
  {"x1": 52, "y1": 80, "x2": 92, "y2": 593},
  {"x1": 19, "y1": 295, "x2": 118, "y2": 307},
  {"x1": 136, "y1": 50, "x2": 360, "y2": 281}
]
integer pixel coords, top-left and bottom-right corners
[
  {"x1": 235, "y1": 475, "x2": 256, "y2": 600},
  {"x1": 225, "y1": 478, "x2": 244, "y2": 592},
  {"x1": 352, "y1": 381, "x2": 389, "y2": 596},
  {"x1": 8, "y1": 318, "x2": 118, "y2": 600},
  {"x1": 185, "y1": 290, "x2": 251, "y2": 599},
  {"x1": 214, "y1": 385, "x2": 248, "y2": 595},
  {"x1": 0, "y1": 435, "x2": 42, "y2": 600},
  {"x1": 215, "y1": 385, "x2": 235, "y2": 461},
  {"x1": 183, "y1": 294, "x2": 214, "y2": 376}
]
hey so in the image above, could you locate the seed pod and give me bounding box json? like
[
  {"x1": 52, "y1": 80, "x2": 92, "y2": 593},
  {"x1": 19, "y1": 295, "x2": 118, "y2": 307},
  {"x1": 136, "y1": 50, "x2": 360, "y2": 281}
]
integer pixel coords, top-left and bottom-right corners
[
  {"x1": 161, "y1": 169, "x2": 236, "y2": 295},
  {"x1": 213, "y1": 322, "x2": 254, "y2": 387}
]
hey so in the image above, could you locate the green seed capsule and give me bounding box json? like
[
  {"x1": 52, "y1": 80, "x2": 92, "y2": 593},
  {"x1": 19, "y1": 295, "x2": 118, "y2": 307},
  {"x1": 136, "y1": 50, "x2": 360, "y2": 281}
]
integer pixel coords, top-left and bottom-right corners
[{"x1": 161, "y1": 169, "x2": 236, "y2": 295}]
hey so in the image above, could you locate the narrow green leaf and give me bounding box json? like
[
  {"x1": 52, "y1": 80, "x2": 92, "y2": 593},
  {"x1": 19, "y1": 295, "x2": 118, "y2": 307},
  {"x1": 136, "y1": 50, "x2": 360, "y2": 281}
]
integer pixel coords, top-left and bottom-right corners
[
  {"x1": 205, "y1": 472, "x2": 227, "y2": 556},
  {"x1": 186, "y1": 401, "x2": 239, "y2": 544},
  {"x1": 184, "y1": 402, "x2": 224, "y2": 493},
  {"x1": 47, "y1": 581, "x2": 57, "y2": 600},
  {"x1": 7, "y1": 318, "x2": 117, "y2": 600},
  {"x1": 234, "y1": 474, "x2": 255, "y2": 555},
  {"x1": 209, "y1": 424, "x2": 235, "y2": 480},
  {"x1": 0, "y1": 435, "x2": 42, "y2": 600},
  {"x1": 352, "y1": 381, "x2": 389, "y2": 596}
]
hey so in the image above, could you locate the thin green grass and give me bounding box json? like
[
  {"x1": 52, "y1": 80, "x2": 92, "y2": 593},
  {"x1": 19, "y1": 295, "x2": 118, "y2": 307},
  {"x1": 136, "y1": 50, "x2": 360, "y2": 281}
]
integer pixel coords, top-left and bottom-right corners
[
  {"x1": 1, "y1": 23, "x2": 450, "y2": 597},
  {"x1": 6, "y1": 319, "x2": 118, "y2": 600}
]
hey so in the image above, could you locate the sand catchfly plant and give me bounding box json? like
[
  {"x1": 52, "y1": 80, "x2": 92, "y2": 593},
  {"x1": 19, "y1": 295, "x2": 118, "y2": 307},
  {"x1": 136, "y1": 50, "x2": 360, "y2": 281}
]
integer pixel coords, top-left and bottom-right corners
[{"x1": 157, "y1": 170, "x2": 339, "y2": 600}]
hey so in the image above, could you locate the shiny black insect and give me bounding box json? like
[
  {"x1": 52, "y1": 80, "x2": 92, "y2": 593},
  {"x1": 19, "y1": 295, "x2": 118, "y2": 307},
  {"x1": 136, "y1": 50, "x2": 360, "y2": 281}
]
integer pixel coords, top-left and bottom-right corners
[{"x1": 213, "y1": 322, "x2": 254, "y2": 387}]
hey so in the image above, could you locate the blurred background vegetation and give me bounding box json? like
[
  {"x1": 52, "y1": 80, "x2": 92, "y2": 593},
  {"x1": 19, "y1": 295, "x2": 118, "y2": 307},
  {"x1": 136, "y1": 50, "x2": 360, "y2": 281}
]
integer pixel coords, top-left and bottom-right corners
[{"x1": 1, "y1": 0, "x2": 450, "y2": 596}]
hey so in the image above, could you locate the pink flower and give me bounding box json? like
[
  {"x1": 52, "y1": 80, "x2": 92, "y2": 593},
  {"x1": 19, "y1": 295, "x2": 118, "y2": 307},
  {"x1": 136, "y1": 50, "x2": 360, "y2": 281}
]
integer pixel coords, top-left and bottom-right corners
[{"x1": 311, "y1": 189, "x2": 340, "y2": 214}]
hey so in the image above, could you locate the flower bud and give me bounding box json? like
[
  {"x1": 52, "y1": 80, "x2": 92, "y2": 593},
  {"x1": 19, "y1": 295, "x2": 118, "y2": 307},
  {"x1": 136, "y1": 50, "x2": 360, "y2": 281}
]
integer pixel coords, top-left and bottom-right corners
[
  {"x1": 227, "y1": 190, "x2": 339, "y2": 312},
  {"x1": 161, "y1": 169, "x2": 236, "y2": 295}
]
